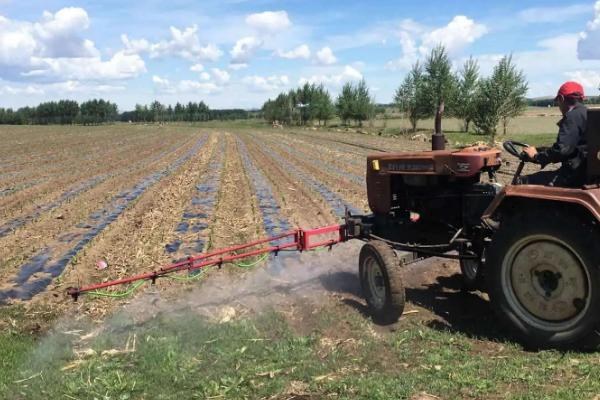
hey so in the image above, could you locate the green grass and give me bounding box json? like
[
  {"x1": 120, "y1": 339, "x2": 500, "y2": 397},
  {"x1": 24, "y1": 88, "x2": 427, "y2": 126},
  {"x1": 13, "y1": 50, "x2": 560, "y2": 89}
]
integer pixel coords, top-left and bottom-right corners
[{"x1": 3, "y1": 305, "x2": 600, "y2": 400}]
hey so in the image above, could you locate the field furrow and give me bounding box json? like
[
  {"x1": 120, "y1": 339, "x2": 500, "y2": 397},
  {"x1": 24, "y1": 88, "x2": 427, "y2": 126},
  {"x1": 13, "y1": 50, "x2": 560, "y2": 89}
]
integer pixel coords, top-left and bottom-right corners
[
  {"x1": 0, "y1": 131, "x2": 193, "y2": 221},
  {"x1": 236, "y1": 137, "x2": 291, "y2": 239},
  {"x1": 0, "y1": 135, "x2": 209, "y2": 303},
  {"x1": 240, "y1": 134, "x2": 335, "y2": 230},
  {"x1": 208, "y1": 133, "x2": 263, "y2": 251},
  {"x1": 268, "y1": 131, "x2": 365, "y2": 170},
  {"x1": 165, "y1": 136, "x2": 225, "y2": 259},
  {"x1": 244, "y1": 133, "x2": 362, "y2": 218},
  {"x1": 260, "y1": 134, "x2": 364, "y2": 186},
  {"x1": 290, "y1": 129, "x2": 414, "y2": 152},
  {"x1": 248, "y1": 132, "x2": 367, "y2": 214},
  {"x1": 0, "y1": 135, "x2": 197, "y2": 272}
]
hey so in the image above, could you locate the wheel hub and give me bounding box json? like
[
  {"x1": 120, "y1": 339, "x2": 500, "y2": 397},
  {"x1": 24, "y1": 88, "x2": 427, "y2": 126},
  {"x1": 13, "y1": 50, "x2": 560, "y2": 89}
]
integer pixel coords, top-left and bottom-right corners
[
  {"x1": 534, "y1": 268, "x2": 561, "y2": 298},
  {"x1": 510, "y1": 239, "x2": 588, "y2": 323}
]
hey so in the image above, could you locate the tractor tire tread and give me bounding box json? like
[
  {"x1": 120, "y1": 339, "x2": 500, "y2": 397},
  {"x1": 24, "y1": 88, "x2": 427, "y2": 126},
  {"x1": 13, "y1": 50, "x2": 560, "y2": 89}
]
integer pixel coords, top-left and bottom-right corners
[
  {"x1": 359, "y1": 240, "x2": 405, "y2": 325},
  {"x1": 486, "y1": 208, "x2": 600, "y2": 350}
]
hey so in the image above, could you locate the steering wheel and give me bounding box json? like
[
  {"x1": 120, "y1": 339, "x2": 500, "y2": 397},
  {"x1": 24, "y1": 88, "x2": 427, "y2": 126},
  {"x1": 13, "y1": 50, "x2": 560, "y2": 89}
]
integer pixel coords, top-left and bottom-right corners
[{"x1": 503, "y1": 141, "x2": 531, "y2": 161}]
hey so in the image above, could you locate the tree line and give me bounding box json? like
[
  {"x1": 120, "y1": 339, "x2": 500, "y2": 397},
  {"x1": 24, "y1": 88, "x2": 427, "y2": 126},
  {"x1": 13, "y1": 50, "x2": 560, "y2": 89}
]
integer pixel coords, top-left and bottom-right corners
[
  {"x1": 0, "y1": 99, "x2": 118, "y2": 125},
  {"x1": 262, "y1": 81, "x2": 376, "y2": 127},
  {"x1": 262, "y1": 83, "x2": 335, "y2": 126},
  {"x1": 119, "y1": 101, "x2": 256, "y2": 123},
  {"x1": 395, "y1": 46, "x2": 528, "y2": 137},
  {"x1": 262, "y1": 45, "x2": 531, "y2": 139},
  {"x1": 0, "y1": 99, "x2": 260, "y2": 125}
]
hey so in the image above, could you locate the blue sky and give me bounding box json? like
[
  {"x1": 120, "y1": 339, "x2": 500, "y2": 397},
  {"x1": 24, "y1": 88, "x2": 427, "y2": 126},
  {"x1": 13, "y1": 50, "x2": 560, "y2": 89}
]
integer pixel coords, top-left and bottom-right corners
[{"x1": 0, "y1": 0, "x2": 599, "y2": 110}]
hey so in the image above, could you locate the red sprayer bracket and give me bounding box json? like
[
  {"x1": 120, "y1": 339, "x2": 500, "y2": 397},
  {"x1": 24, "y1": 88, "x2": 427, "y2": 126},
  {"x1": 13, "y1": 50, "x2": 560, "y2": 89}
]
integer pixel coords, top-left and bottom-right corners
[{"x1": 66, "y1": 224, "x2": 348, "y2": 301}]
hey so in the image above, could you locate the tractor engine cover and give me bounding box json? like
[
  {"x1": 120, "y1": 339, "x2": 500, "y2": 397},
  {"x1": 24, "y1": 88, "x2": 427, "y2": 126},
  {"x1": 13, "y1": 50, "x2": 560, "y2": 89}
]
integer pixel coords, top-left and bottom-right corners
[{"x1": 366, "y1": 146, "x2": 501, "y2": 215}]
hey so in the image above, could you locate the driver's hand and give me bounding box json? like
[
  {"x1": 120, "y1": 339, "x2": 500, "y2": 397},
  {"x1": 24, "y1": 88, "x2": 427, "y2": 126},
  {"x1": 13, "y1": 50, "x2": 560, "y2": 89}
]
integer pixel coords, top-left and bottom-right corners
[{"x1": 523, "y1": 146, "x2": 537, "y2": 160}]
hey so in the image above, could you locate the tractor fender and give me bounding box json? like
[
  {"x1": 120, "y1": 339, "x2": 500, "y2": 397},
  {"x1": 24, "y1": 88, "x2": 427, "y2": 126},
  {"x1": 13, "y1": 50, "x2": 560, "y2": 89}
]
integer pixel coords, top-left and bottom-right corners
[{"x1": 482, "y1": 184, "x2": 600, "y2": 225}]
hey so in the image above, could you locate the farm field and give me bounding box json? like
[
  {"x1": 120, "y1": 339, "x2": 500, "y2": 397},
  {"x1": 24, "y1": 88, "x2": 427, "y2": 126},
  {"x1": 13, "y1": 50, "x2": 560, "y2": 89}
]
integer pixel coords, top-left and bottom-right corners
[{"x1": 1, "y1": 122, "x2": 599, "y2": 399}]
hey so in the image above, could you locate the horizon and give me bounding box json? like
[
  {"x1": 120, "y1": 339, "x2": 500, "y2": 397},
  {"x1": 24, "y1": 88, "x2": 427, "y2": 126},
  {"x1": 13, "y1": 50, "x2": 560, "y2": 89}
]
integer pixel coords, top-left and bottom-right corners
[{"x1": 1, "y1": 0, "x2": 600, "y2": 111}]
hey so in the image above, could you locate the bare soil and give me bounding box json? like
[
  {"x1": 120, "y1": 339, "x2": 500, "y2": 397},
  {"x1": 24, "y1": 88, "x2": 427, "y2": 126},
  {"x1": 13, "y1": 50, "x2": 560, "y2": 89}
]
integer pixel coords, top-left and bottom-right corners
[
  {"x1": 208, "y1": 132, "x2": 264, "y2": 250},
  {"x1": 0, "y1": 135, "x2": 198, "y2": 280},
  {"x1": 241, "y1": 133, "x2": 337, "y2": 229},
  {"x1": 0, "y1": 125, "x2": 526, "y2": 344}
]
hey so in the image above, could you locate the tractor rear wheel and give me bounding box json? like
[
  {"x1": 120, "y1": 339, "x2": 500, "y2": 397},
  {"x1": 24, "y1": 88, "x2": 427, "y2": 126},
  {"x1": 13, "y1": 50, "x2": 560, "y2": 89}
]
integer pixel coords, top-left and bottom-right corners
[
  {"x1": 359, "y1": 240, "x2": 405, "y2": 325},
  {"x1": 487, "y1": 210, "x2": 600, "y2": 349}
]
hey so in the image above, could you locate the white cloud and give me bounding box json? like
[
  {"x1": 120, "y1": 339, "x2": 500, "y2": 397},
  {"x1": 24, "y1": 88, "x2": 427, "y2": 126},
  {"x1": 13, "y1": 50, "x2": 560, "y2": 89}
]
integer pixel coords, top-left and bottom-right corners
[
  {"x1": 386, "y1": 16, "x2": 487, "y2": 71},
  {"x1": 121, "y1": 25, "x2": 223, "y2": 62},
  {"x1": 473, "y1": 33, "x2": 600, "y2": 97},
  {"x1": 299, "y1": 65, "x2": 362, "y2": 87},
  {"x1": 325, "y1": 21, "x2": 396, "y2": 51},
  {"x1": 245, "y1": 11, "x2": 291, "y2": 33},
  {"x1": 420, "y1": 16, "x2": 487, "y2": 55},
  {"x1": 0, "y1": 8, "x2": 146, "y2": 84},
  {"x1": 153, "y1": 74, "x2": 221, "y2": 94},
  {"x1": 519, "y1": 4, "x2": 592, "y2": 23},
  {"x1": 565, "y1": 70, "x2": 600, "y2": 90},
  {"x1": 230, "y1": 36, "x2": 263, "y2": 63},
  {"x1": 152, "y1": 75, "x2": 169, "y2": 86},
  {"x1": 277, "y1": 44, "x2": 310, "y2": 59},
  {"x1": 47, "y1": 80, "x2": 126, "y2": 93},
  {"x1": 0, "y1": 84, "x2": 44, "y2": 95},
  {"x1": 228, "y1": 63, "x2": 248, "y2": 70},
  {"x1": 190, "y1": 63, "x2": 204, "y2": 72},
  {"x1": 211, "y1": 67, "x2": 230, "y2": 84},
  {"x1": 120, "y1": 35, "x2": 150, "y2": 55},
  {"x1": 315, "y1": 46, "x2": 337, "y2": 65},
  {"x1": 0, "y1": 79, "x2": 126, "y2": 98},
  {"x1": 578, "y1": 1, "x2": 600, "y2": 60},
  {"x1": 242, "y1": 74, "x2": 289, "y2": 92},
  {"x1": 0, "y1": 7, "x2": 99, "y2": 67},
  {"x1": 24, "y1": 51, "x2": 146, "y2": 82},
  {"x1": 199, "y1": 72, "x2": 210, "y2": 80}
]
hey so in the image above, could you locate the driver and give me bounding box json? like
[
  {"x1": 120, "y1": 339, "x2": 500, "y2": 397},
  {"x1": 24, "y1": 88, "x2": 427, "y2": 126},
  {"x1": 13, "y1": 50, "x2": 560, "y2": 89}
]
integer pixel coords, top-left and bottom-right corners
[{"x1": 521, "y1": 81, "x2": 588, "y2": 187}]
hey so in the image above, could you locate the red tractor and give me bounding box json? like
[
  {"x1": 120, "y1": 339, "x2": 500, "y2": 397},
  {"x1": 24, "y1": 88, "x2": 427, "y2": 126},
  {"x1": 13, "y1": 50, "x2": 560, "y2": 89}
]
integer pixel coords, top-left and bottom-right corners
[
  {"x1": 346, "y1": 108, "x2": 600, "y2": 349},
  {"x1": 68, "y1": 109, "x2": 600, "y2": 350}
]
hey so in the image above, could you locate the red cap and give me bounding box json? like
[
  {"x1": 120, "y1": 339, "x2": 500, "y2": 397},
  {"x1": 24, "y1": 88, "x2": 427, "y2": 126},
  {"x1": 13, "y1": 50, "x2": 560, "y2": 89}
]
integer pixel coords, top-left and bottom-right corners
[{"x1": 556, "y1": 81, "x2": 585, "y2": 100}]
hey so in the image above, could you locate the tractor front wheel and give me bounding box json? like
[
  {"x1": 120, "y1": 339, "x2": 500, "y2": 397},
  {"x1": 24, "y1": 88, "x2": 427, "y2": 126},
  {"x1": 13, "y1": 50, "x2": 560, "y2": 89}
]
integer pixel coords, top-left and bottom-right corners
[
  {"x1": 487, "y1": 210, "x2": 600, "y2": 349},
  {"x1": 359, "y1": 240, "x2": 405, "y2": 325},
  {"x1": 460, "y1": 256, "x2": 485, "y2": 291}
]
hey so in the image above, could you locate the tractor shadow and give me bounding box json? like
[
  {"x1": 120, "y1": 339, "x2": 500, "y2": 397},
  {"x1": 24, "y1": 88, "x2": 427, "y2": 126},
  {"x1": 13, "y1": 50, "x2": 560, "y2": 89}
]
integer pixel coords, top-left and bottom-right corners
[
  {"x1": 405, "y1": 273, "x2": 514, "y2": 343},
  {"x1": 321, "y1": 270, "x2": 515, "y2": 344}
]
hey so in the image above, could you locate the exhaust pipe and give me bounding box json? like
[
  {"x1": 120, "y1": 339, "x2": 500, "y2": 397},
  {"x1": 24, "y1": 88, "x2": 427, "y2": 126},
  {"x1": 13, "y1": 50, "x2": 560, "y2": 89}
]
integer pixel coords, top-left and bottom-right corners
[{"x1": 432, "y1": 133, "x2": 445, "y2": 151}]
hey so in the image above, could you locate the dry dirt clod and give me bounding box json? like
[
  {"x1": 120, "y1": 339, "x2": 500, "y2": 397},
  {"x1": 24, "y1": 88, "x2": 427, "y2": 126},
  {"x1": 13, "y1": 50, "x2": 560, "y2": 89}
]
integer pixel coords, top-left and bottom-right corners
[{"x1": 218, "y1": 306, "x2": 237, "y2": 323}]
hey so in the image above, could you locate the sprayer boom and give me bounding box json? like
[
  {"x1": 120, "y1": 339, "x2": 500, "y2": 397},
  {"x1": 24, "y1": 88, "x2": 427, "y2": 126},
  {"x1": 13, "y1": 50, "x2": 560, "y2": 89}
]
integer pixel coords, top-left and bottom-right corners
[{"x1": 67, "y1": 224, "x2": 349, "y2": 301}]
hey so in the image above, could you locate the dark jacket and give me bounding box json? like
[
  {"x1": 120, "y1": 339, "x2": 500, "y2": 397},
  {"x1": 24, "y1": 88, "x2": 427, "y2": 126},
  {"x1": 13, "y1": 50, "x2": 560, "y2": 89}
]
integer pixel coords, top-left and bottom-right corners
[{"x1": 535, "y1": 102, "x2": 587, "y2": 171}]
